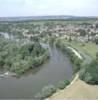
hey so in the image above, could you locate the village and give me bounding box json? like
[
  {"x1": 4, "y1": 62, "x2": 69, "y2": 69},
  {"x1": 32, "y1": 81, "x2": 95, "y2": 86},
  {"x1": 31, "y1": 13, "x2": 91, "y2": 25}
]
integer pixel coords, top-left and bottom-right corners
[{"x1": 19, "y1": 20, "x2": 98, "y2": 43}]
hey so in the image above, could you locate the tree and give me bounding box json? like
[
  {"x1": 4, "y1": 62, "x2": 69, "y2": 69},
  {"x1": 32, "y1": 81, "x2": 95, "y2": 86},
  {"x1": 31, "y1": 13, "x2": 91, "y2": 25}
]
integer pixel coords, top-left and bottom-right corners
[
  {"x1": 87, "y1": 29, "x2": 90, "y2": 41},
  {"x1": 0, "y1": 37, "x2": 48, "y2": 75},
  {"x1": 57, "y1": 80, "x2": 70, "y2": 90},
  {"x1": 96, "y1": 52, "x2": 98, "y2": 61},
  {"x1": 96, "y1": 23, "x2": 98, "y2": 28},
  {"x1": 79, "y1": 60, "x2": 98, "y2": 84},
  {"x1": 77, "y1": 29, "x2": 86, "y2": 37},
  {"x1": 95, "y1": 36, "x2": 98, "y2": 44},
  {"x1": 35, "y1": 85, "x2": 56, "y2": 99}
]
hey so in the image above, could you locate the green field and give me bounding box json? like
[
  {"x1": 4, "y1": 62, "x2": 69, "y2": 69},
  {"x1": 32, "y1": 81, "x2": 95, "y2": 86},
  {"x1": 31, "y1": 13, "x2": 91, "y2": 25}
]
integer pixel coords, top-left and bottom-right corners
[{"x1": 63, "y1": 40, "x2": 98, "y2": 59}]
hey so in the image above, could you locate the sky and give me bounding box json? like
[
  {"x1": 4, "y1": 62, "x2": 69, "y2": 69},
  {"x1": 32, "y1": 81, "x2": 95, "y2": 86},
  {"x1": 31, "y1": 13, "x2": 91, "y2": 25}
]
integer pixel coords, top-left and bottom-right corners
[{"x1": 0, "y1": 0, "x2": 97, "y2": 17}]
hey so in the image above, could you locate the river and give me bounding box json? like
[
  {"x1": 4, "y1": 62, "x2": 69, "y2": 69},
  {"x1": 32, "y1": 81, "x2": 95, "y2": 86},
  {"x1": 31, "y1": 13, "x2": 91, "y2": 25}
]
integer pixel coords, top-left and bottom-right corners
[{"x1": 0, "y1": 32, "x2": 73, "y2": 98}]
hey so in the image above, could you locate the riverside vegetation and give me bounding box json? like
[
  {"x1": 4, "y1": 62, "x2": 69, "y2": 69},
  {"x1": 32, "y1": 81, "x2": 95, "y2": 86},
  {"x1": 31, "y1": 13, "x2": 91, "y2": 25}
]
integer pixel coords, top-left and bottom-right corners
[
  {"x1": 35, "y1": 80, "x2": 70, "y2": 99},
  {"x1": 55, "y1": 38, "x2": 98, "y2": 85},
  {"x1": 0, "y1": 36, "x2": 49, "y2": 75},
  {"x1": 55, "y1": 39, "x2": 83, "y2": 73},
  {"x1": 35, "y1": 37, "x2": 83, "y2": 99}
]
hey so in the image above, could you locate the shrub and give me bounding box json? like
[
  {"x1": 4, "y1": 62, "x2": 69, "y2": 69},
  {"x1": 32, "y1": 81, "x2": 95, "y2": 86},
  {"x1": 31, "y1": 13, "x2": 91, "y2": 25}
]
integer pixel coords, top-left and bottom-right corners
[
  {"x1": 35, "y1": 80, "x2": 70, "y2": 99},
  {"x1": 73, "y1": 58, "x2": 83, "y2": 72},
  {"x1": 79, "y1": 60, "x2": 98, "y2": 84},
  {"x1": 57, "y1": 80, "x2": 70, "y2": 90},
  {"x1": 81, "y1": 43, "x2": 85, "y2": 46},
  {"x1": 95, "y1": 36, "x2": 98, "y2": 44},
  {"x1": 68, "y1": 37, "x2": 72, "y2": 42},
  {"x1": 35, "y1": 85, "x2": 56, "y2": 99},
  {"x1": 96, "y1": 52, "x2": 98, "y2": 61}
]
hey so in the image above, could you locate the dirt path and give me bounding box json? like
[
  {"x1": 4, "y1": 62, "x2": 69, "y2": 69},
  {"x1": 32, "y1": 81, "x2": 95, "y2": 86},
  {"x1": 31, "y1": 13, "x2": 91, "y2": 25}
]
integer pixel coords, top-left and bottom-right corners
[{"x1": 67, "y1": 47, "x2": 82, "y2": 59}]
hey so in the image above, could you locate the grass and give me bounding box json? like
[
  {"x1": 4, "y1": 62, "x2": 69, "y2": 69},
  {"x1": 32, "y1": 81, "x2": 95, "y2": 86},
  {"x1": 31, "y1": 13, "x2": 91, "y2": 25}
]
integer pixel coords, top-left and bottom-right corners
[{"x1": 63, "y1": 40, "x2": 98, "y2": 59}]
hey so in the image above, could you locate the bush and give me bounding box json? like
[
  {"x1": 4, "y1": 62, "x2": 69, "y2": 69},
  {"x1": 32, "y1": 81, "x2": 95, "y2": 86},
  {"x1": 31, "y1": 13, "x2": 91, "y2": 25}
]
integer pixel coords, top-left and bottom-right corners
[
  {"x1": 95, "y1": 36, "x2": 98, "y2": 44},
  {"x1": 68, "y1": 37, "x2": 72, "y2": 42},
  {"x1": 73, "y1": 58, "x2": 83, "y2": 72},
  {"x1": 57, "y1": 80, "x2": 70, "y2": 90},
  {"x1": 35, "y1": 80, "x2": 70, "y2": 99},
  {"x1": 79, "y1": 60, "x2": 98, "y2": 84},
  {"x1": 96, "y1": 52, "x2": 98, "y2": 61},
  {"x1": 35, "y1": 85, "x2": 56, "y2": 99},
  {"x1": 82, "y1": 43, "x2": 85, "y2": 46}
]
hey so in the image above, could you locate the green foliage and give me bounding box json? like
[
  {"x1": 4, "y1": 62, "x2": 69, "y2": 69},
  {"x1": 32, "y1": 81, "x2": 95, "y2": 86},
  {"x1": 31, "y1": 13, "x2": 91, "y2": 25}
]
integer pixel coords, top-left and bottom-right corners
[
  {"x1": 73, "y1": 57, "x2": 83, "y2": 72},
  {"x1": 77, "y1": 29, "x2": 86, "y2": 36},
  {"x1": 0, "y1": 37, "x2": 49, "y2": 75},
  {"x1": 35, "y1": 85, "x2": 56, "y2": 99},
  {"x1": 56, "y1": 39, "x2": 98, "y2": 85},
  {"x1": 57, "y1": 80, "x2": 70, "y2": 90},
  {"x1": 96, "y1": 23, "x2": 98, "y2": 28},
  {"x1": 96, "y1": 52, "x2": 98, "y2": 61},
  {"x1": 68, "y1": 37, "x2": 72, "y2": 42},
  {"x1": 79, "y1": 60, "x2": 98, "y2": 84},
  {"x1": 49, "y1": 36, "x2": 56, "y2": 44},
  {"x1": 35, "y1": 79, "x2": 70, "y2": 99},
  {"x1": 56, "y1": 40, "x2": 83, "y2": 73},
  {"x1": 95, "y1": 36, "x2": 98, "y2": 44}
]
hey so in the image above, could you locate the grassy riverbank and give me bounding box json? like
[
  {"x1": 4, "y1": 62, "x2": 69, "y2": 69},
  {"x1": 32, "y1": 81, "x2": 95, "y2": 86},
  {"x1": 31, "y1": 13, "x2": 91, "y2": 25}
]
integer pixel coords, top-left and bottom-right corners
[{"x1": 62, "y1": 40, "x2": 98, "y2": 59}]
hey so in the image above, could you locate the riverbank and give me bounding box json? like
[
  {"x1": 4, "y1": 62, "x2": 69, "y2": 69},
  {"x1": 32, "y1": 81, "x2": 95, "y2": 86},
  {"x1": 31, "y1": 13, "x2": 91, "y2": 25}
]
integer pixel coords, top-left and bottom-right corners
[
  {"x1": 46, "y1": 78, "x2": 98, "y2": 100},
  {"x1": 0, "y1": 50, "x2": 49, "y2": 78},
  {"x1": 45, "y1": 38, "x2": 98, "y2": 100},
  {"x1": 45, "y1": 73, "x2": 79, "y2": 100},
  {"x1": 45, "y1": 43, "x2": 83, "y2": 100},
  {"x1": 0, "y1": 36, "x2": 50, "y2": 76},
  {"x1": 0, "y1": 43, "x2": 73, "y2": 98},
  {"x1": 63, "y1": 40, "x2": 98, "y2": 59}
]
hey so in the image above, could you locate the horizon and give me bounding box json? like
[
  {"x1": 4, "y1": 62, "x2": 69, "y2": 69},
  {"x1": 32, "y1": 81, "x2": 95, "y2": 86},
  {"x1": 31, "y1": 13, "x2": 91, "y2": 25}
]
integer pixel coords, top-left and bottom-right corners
[
  {"x1": 0, "y1": 0, "x2": 97, "y2": 17},
  {"x1": 0, "y1": 15, "x2": 98, "y2": 18}
]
